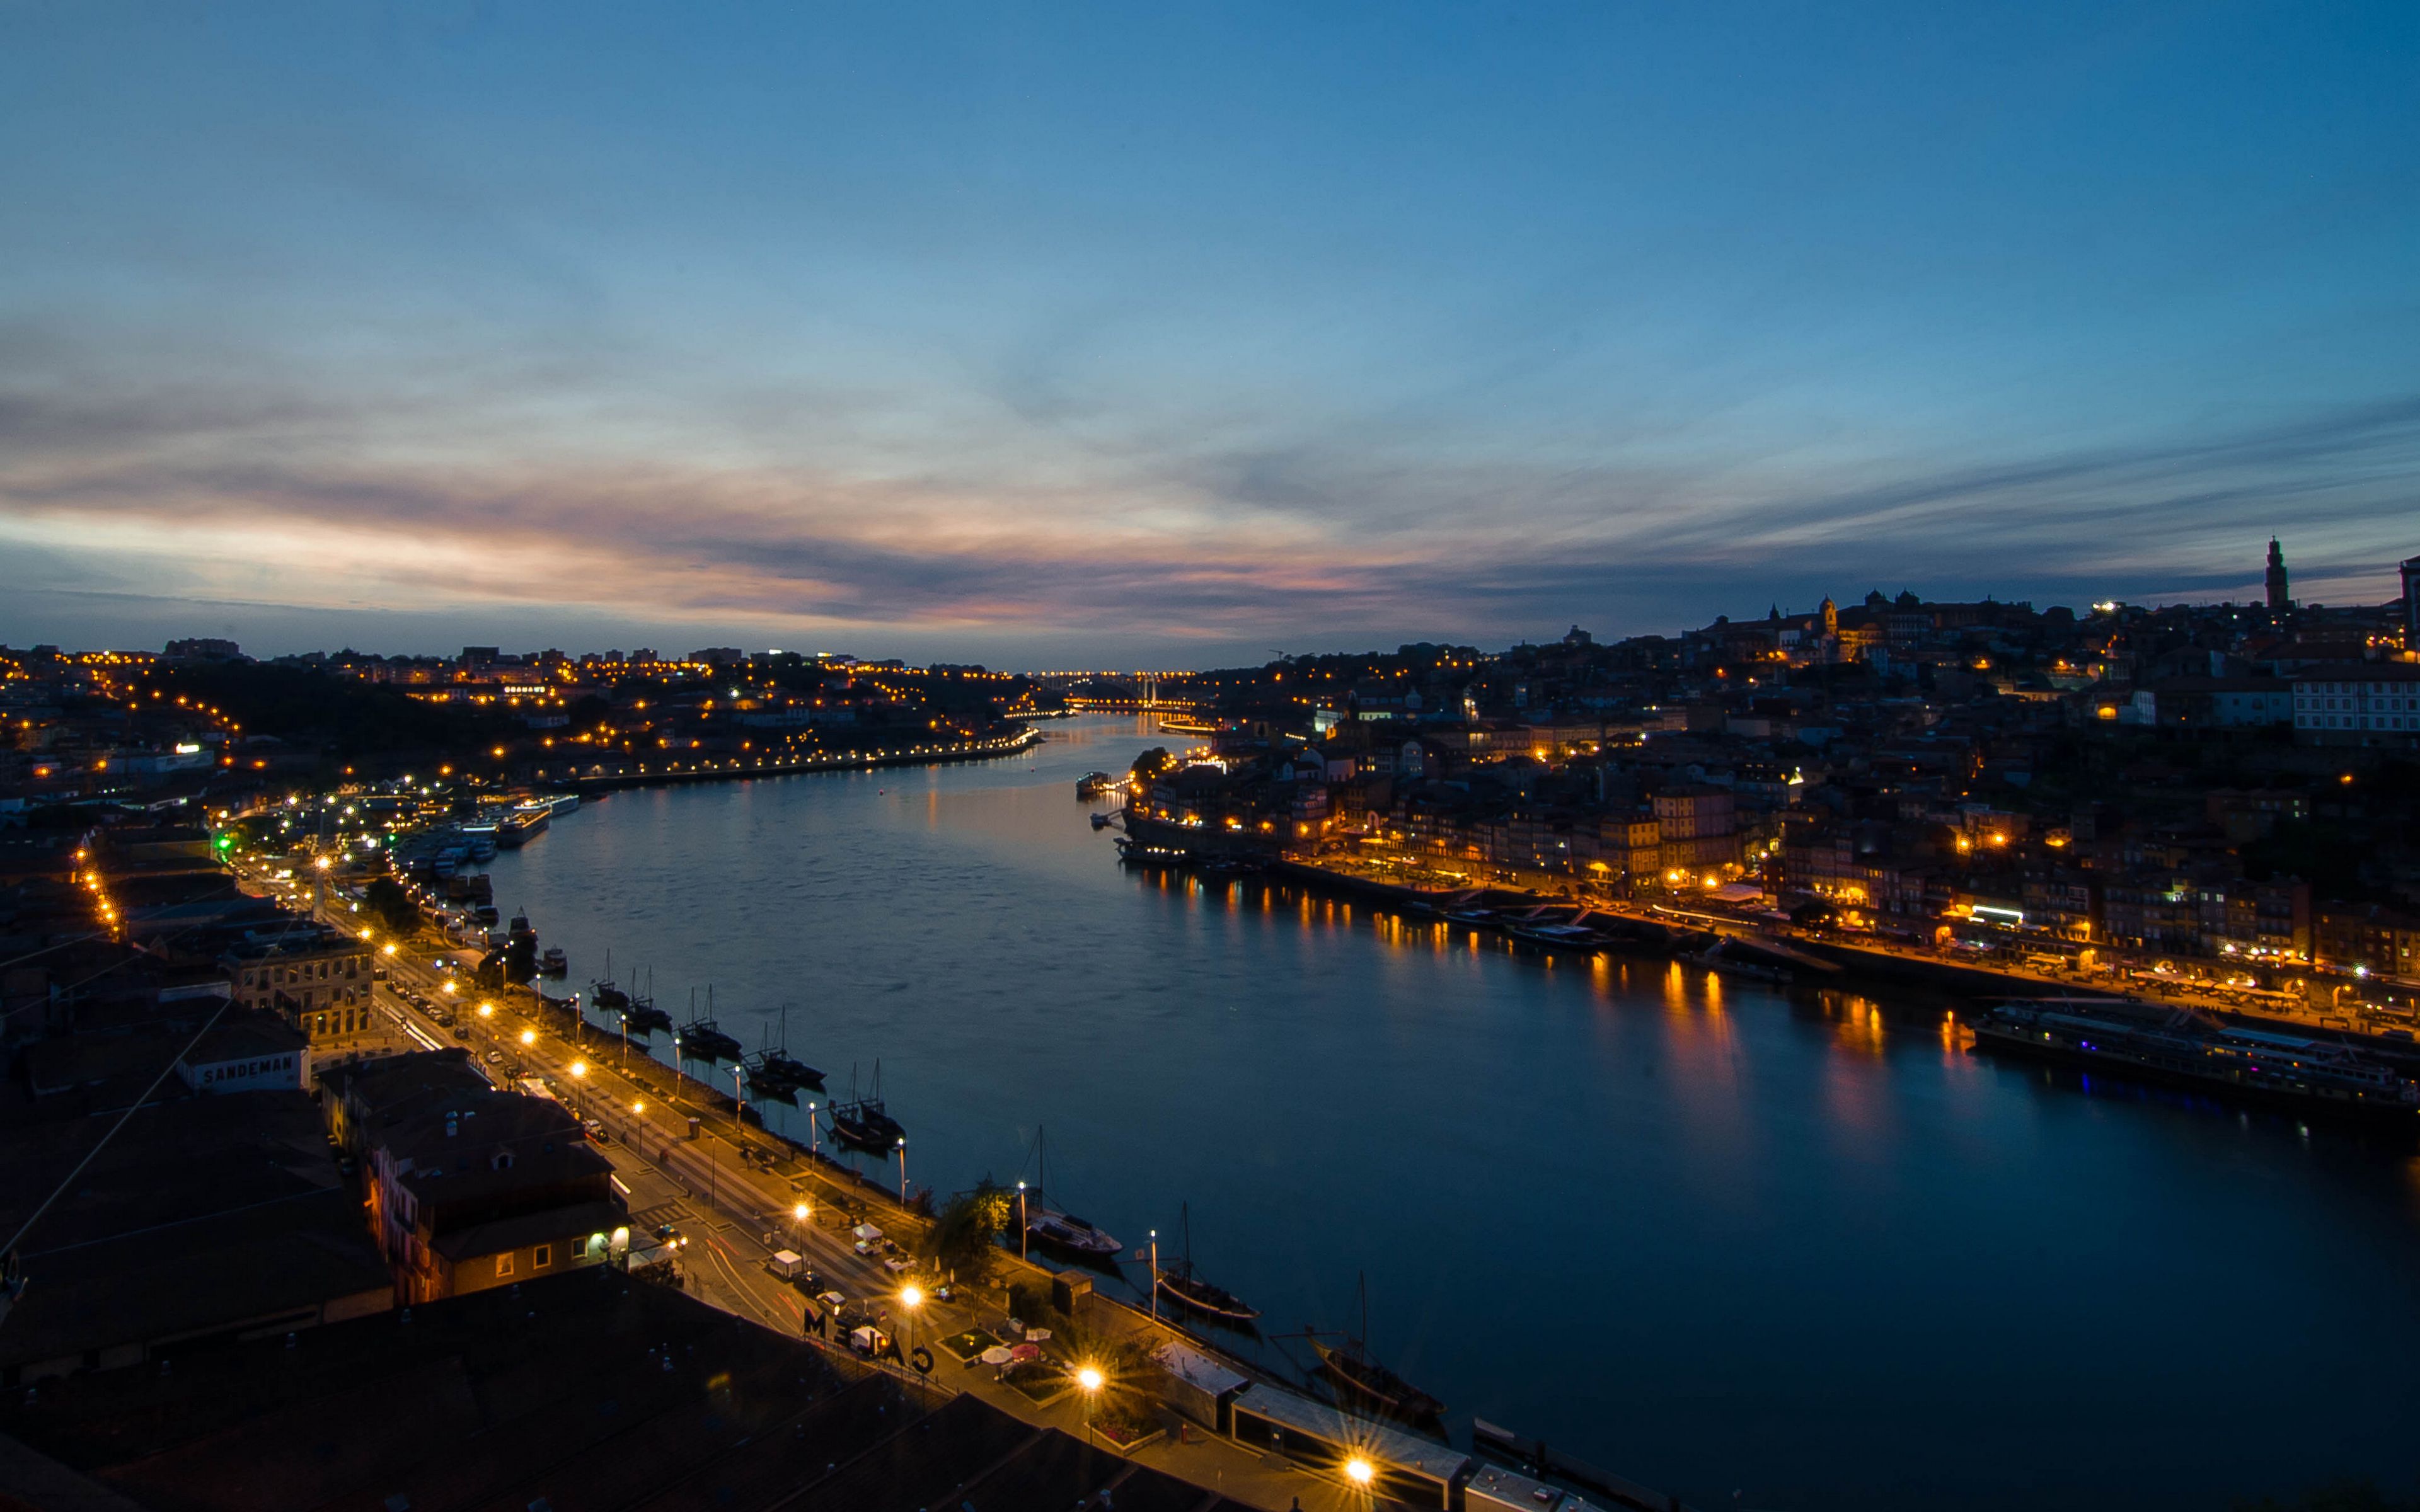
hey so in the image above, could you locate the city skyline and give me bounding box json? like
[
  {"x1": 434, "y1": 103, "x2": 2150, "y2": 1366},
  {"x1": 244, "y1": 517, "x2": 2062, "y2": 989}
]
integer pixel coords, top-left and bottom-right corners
[{"x1": 5, "y1": 3, "x2": 2418, "y2": 663}]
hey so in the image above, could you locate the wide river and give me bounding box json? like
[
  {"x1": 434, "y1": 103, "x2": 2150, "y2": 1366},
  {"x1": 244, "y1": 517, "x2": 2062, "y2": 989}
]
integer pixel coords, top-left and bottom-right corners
[{"x1": 487, "y1": 715, "x2": 2420, "y2": 1512}]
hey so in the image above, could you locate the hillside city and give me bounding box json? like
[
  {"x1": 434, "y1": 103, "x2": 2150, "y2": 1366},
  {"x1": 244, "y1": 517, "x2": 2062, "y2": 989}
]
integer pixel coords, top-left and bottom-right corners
[{"x1": 2, "y1": 539, "x2": 2418, "y2": 1509}]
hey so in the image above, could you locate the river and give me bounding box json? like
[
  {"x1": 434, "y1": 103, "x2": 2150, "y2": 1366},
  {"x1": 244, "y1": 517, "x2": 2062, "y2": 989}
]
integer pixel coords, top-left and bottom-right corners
[{"x1": 484, "y1": 714, "x2": 2420, "y2": 1512}]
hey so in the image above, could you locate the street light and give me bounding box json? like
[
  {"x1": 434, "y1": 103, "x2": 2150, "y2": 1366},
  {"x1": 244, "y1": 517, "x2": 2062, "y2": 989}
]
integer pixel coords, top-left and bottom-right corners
[
  {"x1": 519, "y1": 1029, "x2": 536, "y2": 1047},
  {"x1": 1344, "y1": 1457, "x2": 1374, "y2": 1489},
  {"x1": 1076, "y1": 1363, "x2": 1104, "y2": 1441},
  {"x1": 1017, "y1": 1180, "x2": 1028, "y2": 1259},
  {"x1": 792, "y1": 1201, "x2": 810, "y2": 1224},
  {"x1": 895, "y1": 1136, "x2": 908, "y2": 1203}
]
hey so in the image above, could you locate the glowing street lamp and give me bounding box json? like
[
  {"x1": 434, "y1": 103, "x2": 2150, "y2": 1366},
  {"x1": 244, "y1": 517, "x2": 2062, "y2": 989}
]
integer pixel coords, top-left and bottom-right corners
[
  {"x1": 1344, "y1": 1457, "x2": 1375, "y2": 1489},
  {"x1": 1075, "y1": 1363, "x2": 1105, "y2": 1440},
  {"x1": 519, "y1": 1029, "x2": 536, "y2": 1047}
]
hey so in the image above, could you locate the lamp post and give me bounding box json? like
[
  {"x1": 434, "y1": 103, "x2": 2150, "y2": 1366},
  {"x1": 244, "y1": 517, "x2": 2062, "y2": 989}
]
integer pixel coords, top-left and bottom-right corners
[
  {"x1": 1148, "y1": 1228, "x2": 1158, "y2": 1320},
  {"x1": 898, "y1": 1283, "x2": 923, "y2": 1378},
  {"x1": 806, "y1": 1101, "x2": 819, "y2": 1162},
  {"x1": 1017, "y1": 1180, "x2": 1028, "y2": 1259},
  {"x1": 894, "y1": 1137, "x2": 908, "y2": 1205},
  {"x1": 1076, "y1": 1365, "x2": 1103, "y2": 1443},
  {"x1": 731, "y1": 1063, "x2": 747, "y2": 1123}
]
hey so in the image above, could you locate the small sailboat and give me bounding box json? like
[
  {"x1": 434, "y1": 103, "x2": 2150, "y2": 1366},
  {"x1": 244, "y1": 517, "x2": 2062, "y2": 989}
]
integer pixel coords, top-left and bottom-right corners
[
  {"x1": 747, "y1": 1004, "x2": 826, "y2": 1092},
  {"x1": 1310, "y1": 1273, "x2": 1444, "y2": 1422},
  {"x1": 623, "y1": 966, "x2": 673, "y2": 1035},
  {"x1": 676, "y1": 987, "x2": 744, "y2": 1065},
  {"x1": 1155, "y1": 1202, "x2": 1259, "y2": 1322},
  {"x1": 1023, "y1": 1126, "x2": 1120, "y2": 1257},
  {"x1": 829, "y1": 1061, "x2": 908, "y2": 1151},
  {"x1": 591, "y1": 947, "x2": 629, "y2": 1011}
]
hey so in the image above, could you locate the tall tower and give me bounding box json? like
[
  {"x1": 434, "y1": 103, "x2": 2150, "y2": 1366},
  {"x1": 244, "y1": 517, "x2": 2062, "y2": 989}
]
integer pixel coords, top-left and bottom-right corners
[
  {"x1": 2402, "y1": 554, "x2": 2420, "y2": 650},
  {"x1": 2264, "y1": 538, "x2": 2290, "y2": 612}
]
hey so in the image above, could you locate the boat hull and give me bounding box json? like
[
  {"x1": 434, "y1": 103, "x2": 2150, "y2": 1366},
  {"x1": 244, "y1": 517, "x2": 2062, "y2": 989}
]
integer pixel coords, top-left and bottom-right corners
[
  {"x1": 1156, "y1": 1273, "x2": 1260, "y2": 1322},
  {"x1": 831, "y1": 1111, "x2": 907, "y2": 1151},
  {"x1": 1027, "y1": 1216, "x2": 1120, "y2": 1257},
  {"x1": 1311, "y1": 1340, "x2": 1444, "y2": 1421}
]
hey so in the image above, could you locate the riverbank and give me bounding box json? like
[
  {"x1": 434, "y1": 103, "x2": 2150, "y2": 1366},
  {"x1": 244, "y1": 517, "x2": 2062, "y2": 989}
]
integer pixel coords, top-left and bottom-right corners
[
  {"x1": 552, "y1": 726, "x2": 1040, "y2": 793},
  {"x1": 1252, "y1": 849, "x2": 2420, "y2": 1067},
  {"x1": 463, "y1": 716, "x2": 2420, "y2": 1511}
]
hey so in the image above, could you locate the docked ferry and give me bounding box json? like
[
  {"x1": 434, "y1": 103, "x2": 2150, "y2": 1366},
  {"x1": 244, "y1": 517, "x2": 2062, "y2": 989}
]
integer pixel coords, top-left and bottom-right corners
[
  {"x1": 498, "y1": 805, "x2": 551, "y2": 847},
  {"x1": 1970, "y1": 999, "x2": 2420, "y2": 1124}
]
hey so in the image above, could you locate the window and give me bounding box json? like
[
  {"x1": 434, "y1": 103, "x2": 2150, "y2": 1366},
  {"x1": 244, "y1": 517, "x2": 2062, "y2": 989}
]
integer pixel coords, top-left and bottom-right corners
[
  {"x1": 533, "y1": 1244, "x2": 552, "y2": 1269},
  {"x1": 495, "y1": 1252, "x2": 514, "y2": 1278}
]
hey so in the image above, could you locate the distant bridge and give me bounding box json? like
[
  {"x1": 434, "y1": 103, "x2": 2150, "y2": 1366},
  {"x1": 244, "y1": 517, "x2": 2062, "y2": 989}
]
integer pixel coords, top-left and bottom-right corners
[{"x1": 1025, "y1": 670, "x2": 1206, "y2": 713}]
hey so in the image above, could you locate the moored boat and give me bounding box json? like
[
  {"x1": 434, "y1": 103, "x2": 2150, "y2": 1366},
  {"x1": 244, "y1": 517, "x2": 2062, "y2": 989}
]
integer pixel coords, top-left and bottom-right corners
[
  {"x1": 1027, "y1": 1209, "x2": 1121, "y2": 1257},
  {"x1": 1023, "y1": 1125, "x2": 1119, "y2": 1256},
  {"x1": 1309, "y1": 1273, "x2": 1443, "y2": 1421},
  {"x1": 1312, "y1": 1338, "x2": 1445, "y2": 1422},
  {"x1": 676, "y1": 1017, "x2": 743, "y2": 1065},
  {"x1": 1155, "y1": 1203, "x2": 1259, "y2": 1322},
  {"x1": 591, "y1": 948, "x2": 630, "y2": 1012},
  {"x1": 829, "y1": 1062, "x2": 908, "y2": 1150},
  {"x1": 539, "y1": 946, "x2": 568, "y2": 977}
]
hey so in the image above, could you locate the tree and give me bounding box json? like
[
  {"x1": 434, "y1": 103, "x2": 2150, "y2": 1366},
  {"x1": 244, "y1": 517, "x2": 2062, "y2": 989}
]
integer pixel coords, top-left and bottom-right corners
[
  {"x1": 922, "y1": 1178, "x2": 1014, "y2": 1283},
  {"x1": 361, "y1": 876, "x2": 419, "y2": 938},
  {"x1": 1130, "y1": 747, "x2": 1174, "y2": 786}
]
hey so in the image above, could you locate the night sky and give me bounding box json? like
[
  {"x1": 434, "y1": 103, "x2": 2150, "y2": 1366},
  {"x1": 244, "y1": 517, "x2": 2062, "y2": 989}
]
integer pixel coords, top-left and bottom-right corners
[{"x1": 4, "y1": 3, "x2": 2416, "y2": 662}]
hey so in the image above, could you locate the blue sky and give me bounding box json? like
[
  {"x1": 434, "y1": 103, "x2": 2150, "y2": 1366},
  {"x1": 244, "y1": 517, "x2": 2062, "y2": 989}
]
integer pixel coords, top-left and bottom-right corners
[{"x1": 3, "y1": 1, "x2": 2416, "y2": 664}]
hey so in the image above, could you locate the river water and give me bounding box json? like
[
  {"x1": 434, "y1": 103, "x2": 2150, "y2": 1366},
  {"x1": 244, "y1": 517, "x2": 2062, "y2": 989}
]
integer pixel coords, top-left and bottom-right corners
[{"x1": 485, "y1": 715, "x2": 2420, "y2": 1512}]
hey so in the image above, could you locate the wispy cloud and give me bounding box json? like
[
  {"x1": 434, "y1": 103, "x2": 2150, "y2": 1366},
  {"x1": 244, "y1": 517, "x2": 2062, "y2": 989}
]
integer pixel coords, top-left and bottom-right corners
[{"x1": 4, "y1": 307, "x2": 2417, "y2": 657}]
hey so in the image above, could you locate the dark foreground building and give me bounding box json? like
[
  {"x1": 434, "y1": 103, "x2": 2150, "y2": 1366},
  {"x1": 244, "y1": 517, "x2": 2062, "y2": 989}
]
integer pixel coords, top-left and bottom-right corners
[{"x1": 0, "y1": 1265, "x2": 1256, "y2": 1512}]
